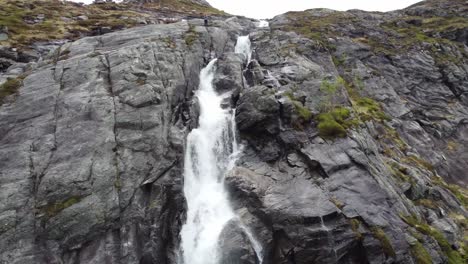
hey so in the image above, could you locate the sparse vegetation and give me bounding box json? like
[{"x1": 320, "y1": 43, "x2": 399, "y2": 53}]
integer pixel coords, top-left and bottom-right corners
[
  {"x1": 370, "y1": 226, "x2": 396, "y2": 257},
  {"x1": 284, "y1": 10, "x2": 357, "y2": 50},
  {"x1": 354, "y1": 97, "x2": 391, "y2": 122},
  {"x1": 0, "y1": 77, "x2": 23, "y2": 104},
  {"x1": 319, "y1": 77, "x2": 344, "y2": 111},
  {"x1": 0, "y1": 0, "x2": 144, "y2": 47},
  {"x1": 387, "y1": 161, "x2": 413, "y2": 183},
  {"x1": 41, "y1": 196, "x2": 82, "y2": 218},
  {"x1": 284, "y1": 91, "x2": 312, "y2": 127},
  {"x1": 350, "y1": 218, "x2": 363, "y2": 240},
  {"x1": 292, "y1": 101, "x2": 312, "y2": 121},
  {"x1": 330, "y1": 197, "x2": 344, "y2": 209},
  {"x1": 411, "y1": 241, "x2": 433, "y2": 264},
  {"x1": 185, "y1": 24, "x2": 199, "y2": 47},
  {"x1": 316, "y1": 107, "x2": 350, "y2": 139},
  {"x1": 446, "y1": 140, "x2": 458, "y2": 152},
  {"x1": 401, "y1": 214, "x2": 464, "y2": 264},
  {"x1": 0, "y1": 0, "x2": 225, "y2": 47},
  {"x1": 431, "y1": 177, "x2": 468, "y2": 207},
  {"x1": 414, "y1": 199, "x2": 438, "y2": 209}
]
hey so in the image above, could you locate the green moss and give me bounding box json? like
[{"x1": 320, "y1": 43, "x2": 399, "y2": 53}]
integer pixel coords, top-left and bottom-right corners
[
  {"x1": 0, "y1": 77, "x2": 23, "y2": 105},
  {"x1": 355, "y1": 97, "x2": 391, "y2": 122},
  {"x1": 330, "y1": 106, "x2": 350, "y2": 123},
  {"x1": 411, "y1": 241, "x2": 433, "y2": 264},
  {"x1": 317, "y1": 112, "x2": 347, "y2": 138},
  {"x1": 332, "y1": 53, "x2": 347, "y2": 66},
  {"x1": 292, "y1": 101, "x2": 312, "y2": 121},
  {"x1": 284, "y1": 91, "x2": 312, "y2": 124},
  {"x1": 316, "y1": 106, "x2": 357, "y2": 139},
  {"x1": 370, "y1": 227, "x2": 396, "y2": 257},
  {"x1": 42, "y1": 196, "x2": 82, "y2": 218},
  {"x1": 401, "y1": 214, "x2": 464, "y2": 264}
]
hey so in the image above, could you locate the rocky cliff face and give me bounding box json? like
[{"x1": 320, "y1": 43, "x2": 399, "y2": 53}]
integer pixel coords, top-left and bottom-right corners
[{"x1": 0, "y1": 0, "x2": 467, "y2": 263}]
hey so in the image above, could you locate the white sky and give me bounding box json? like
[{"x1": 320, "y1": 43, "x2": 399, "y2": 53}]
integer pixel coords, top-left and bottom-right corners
[{"x1": 71, "y1": 0, "x2": 422, "y2": 19}]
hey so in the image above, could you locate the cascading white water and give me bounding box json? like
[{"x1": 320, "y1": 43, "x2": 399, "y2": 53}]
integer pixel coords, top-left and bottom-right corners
[
  {"x1": 255, "y1": 20, "x2": 270, "y2": 28},
  {"x1": 179, "y1": 58, "x2": 238, "y2": 264},
  {"x1": 235, "y1": 35, "x2": 252, "y2": 63},
  {"x1": 180, "y1": 35, "x2": 263, "y2": 264}
]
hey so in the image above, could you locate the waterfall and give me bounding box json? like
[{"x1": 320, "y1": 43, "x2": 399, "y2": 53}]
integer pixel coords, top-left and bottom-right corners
[
  {"x1": 235, "y1": 35, "x2": 252, "y2": 63},
  {"x1": 255, "y1": 20, "x2": 269, "y2": 28},
  {"x1": 179, "y1": 58, "x2": 237, "y2": 264},
  {"x1": 179, "y1": 35, "x2": 262, "y2": 264}
]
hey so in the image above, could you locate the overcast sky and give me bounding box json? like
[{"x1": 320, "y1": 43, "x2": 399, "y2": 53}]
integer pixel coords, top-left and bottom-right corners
[{"x1": 71, "y1": 0, "x2": 422, "y2": 19}]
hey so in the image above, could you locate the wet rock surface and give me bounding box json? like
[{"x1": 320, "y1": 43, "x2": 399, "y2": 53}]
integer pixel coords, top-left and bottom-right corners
[{"x1": 0, "y1": 0, "x2": 467, "y2": 263}]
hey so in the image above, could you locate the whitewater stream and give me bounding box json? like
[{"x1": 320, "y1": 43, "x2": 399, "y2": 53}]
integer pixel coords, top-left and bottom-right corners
[{"x1": 179, "y1": 36, "x2": 259, "y2": 264}]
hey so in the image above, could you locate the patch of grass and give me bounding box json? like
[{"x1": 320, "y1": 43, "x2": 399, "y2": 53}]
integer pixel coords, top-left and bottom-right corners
[
  {"x1": 370, "y1": 226, "x2": 396, "y2": 258},
  {"x1": 411, "y1": 241, "x2": 433, "y2": 264},
  {"x1": 401, "y1": 214, "x2": 464, "y2": 264},
  {"x1": 41, "y1": 196, "x2": 82, "y2": 218},
  {"x1": 0, "y1": 77, "x2": 23, "y2": 105}
]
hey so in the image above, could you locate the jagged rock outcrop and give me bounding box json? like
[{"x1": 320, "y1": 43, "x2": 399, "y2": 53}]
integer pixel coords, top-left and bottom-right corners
[{"x1": 0, "y1": 0, "x2": 467, "y2": 263}]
